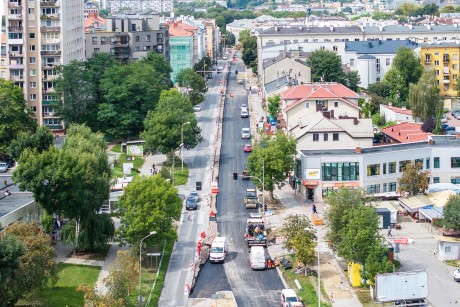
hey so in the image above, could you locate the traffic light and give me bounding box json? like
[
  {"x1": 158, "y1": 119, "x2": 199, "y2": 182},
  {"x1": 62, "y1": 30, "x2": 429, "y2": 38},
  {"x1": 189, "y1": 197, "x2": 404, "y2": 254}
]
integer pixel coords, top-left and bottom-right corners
[
  {"x1": 235, "y1": 70, "x2": 238, "y2": 75},
  {"x1": 233, "y1": 173, "x2": 238, "y2": 180},
  {"x1": 196, "y1": 181, "x2": 202, "y2": 191}
]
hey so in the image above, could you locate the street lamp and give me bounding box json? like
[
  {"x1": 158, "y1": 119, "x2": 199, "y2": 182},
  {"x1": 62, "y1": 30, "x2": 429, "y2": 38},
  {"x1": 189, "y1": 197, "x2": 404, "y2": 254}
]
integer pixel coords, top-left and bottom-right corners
[
  {"x1": 181, "y1": 122, "x2": 191, "y2": 172},
  {"x1": 306, "y1": 227, "x2": 322, "y2": 307},
  {"x1": 138, "y1": 231, "x2": 157, "y2": 307},
  {"x1": 172, "y1": 144, "x2": 183, "y2": 186}
]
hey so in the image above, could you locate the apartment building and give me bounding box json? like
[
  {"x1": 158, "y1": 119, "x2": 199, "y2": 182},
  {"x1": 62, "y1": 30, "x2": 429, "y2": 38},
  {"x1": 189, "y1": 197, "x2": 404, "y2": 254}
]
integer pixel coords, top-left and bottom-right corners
[
  {"x1": 1, "y1": 34, "x2": 7, "y2": 79},
  {"x1": 5, "y1": 0, "x2": 85, "y2": 132},
  {"x1": 107, "y1": 0, "x2": 173, "y2": 14},
  {"x1": 297, "y1": 136, "x2": 460, "y2": 202},
  {"x1": 420, "y1": 42, "x2": 460, "y2": 110},
  {"x1": 85, "y1": 14, "x2": 170, "y2": 64}
]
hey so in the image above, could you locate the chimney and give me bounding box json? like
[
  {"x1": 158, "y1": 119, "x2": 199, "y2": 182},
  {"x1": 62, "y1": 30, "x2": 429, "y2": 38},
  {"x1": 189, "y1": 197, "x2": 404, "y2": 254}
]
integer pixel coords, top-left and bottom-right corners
[
  {"x1": 330, "y1": 109, "x2": 335, "y2": 118},
  {"x1": 428, "y1": 137, "x2": 433, "y2": 145},
  {"x1": 355, "y1": 147, "x2": 362, "y2": 153},
  {"x1": 324, "y1": 111, "x2": 331, "y2": 119},
  {"x1": 402, "y1": 106, "x2": 406, "y2": 110}
]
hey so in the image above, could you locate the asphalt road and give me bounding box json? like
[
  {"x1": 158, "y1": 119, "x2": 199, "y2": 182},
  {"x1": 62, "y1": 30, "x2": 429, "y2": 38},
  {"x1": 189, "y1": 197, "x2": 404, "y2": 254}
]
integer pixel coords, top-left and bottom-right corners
[
  {"x1": 191, "y1": 54, "x2": 285, "y2": 306},
  {"x1": 158, "y1": 62, "x2": 222, "y2": 307}
]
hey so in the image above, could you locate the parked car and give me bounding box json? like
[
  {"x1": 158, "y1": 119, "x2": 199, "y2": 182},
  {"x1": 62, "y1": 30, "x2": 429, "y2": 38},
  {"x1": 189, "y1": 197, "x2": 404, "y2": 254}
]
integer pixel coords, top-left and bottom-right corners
[
  {"x1": 453, "y1": 268, "x2": 460, "y2": 282},
  {"x1": 241, "y1": 109, "x2": 249, "y2": 118},
  {"x1": 185, "y1": 197, "x2": 198, "y2": 210},
  {"x1": 189, "y1": 191, "x2": 200, "y2": 202},
  {"x1": 4, "y1": 158, "x2": 15, "y2": 168},
  {"x1": 193, "y1": 105, "x2": 201, "y2": 112},
  {"x1": 244, "y1": 144, "x2": 252, "y2": 152},
  {"x1": 241, "y1": 128, "x2": 251, "y2": 139},
  {"x1": 241, "y1": 104, "x2": 248, "y2": 110},
  {"x1": 222, "y1": 56, "x2": 228, "y2": 60},
  {"x1": 446, "y1": 126, "x2": 456, "y2": 131},
  {"x1": 281, "y1": 289, "x2": 304, "y2": 307},
  {"x1": 0, "y1": 162, "x2": 8, "y2": 173}
]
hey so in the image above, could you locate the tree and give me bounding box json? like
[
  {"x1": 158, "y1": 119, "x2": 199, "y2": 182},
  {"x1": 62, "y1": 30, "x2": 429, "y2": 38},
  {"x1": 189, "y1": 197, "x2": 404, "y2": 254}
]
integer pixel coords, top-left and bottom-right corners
[
  {"x1": 104, "y1": 250, "x2": 139, "y2": 299},
  {"x1": 362, "y1": 245, "x2": 393, "y2": 283},
  {"x1": 442, "y1": 195, "x2": 460, "y2": 230},
  {"x1": 306, "y1": 50, "x2": 346, "y2": 83},
  {"x1": 99, "y1": 61, "x2": 170, "y2": 138},
  {"x1": 367, "y1": 81, "x2": 392, "y2": 98},
  {"x1": 0, "y1": 234, "x2": 25, "y2": 306},
  {"x1": 117, "y1": 175, "x2": 182, "y2": 245},
  {"x1": 409, "y1": 69, "x2": 440, "y2": 122},
  {"x1": 384, "y1": 47, "x2": 423, "y2": 102},
  {"x1": 336, "y1": 204, "x2": 381, "y2": 265},
  {"x1": 383, "y1": 68, "x2": 407, "y2": 106},
  {"x1": 4, "y1": 223, "x2": 57, "y2": 304},
  {"x1": 291, "y1": 231, "x2": 316, "y2": 265},
  {"x1": 238, "y1": 29, "x2": 251, "y2": 45},
  {"x1": 193, "y1": 56, "x2": 212, "y2": 77},
  {"x1": 346, "y1": 71, "x2": 361, "y2": 92},
  {"x1": 247, "y1": 133, "x2": 297, "y2": 200},
  {"x1": 141, "y1": 51, "x2": 173, "y2": 85},
  {"x1": 324, "y1": 188, "x2": 373, "y2": 248},
  {"x1": 398, "y1": 161, "x2": 430, "y2": 196},
  {"x1": 9, "y1": 126, "x2": 53, "y2": 160},
  {"x1": 422, "y1": 117, "x2": 436, "y2": 132},
  {"x1": 242, "y1": 35, "x2": 258, "y2": 74},
  {"x1": 175, "y1": 68, "x2": 207, "y2": 105},
  {"x1": 267, "y1": 94, "x2": 281, "y2": 119},
  {"x1": 141, "y1": 89, "x2": 202, "y2": 155},
  {"x1": 0, "y1": 79, "x2": 36, "y2": 158},
  {"x1": 279, "y1": 214, "x2": 315, "y2": 251}
]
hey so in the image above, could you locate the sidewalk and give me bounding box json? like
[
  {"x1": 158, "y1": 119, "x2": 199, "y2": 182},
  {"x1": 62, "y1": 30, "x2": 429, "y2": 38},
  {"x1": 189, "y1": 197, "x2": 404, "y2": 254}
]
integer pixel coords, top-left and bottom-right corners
[{"x1": 139, "y1": 153, "x2": 167, "y2": 176}]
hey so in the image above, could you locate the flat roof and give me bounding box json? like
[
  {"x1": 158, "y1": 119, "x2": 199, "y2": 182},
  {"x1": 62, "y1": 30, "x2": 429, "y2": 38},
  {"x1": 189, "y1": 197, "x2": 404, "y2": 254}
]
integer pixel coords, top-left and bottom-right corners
[{"x1": 0, "y1": 176, "x2": 35, "y2": 218}]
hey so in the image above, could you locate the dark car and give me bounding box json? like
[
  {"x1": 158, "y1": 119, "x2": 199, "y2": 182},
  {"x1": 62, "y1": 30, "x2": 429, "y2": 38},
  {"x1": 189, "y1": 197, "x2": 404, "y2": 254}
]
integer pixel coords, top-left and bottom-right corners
[
  {"x1": 4, "y1": 158, "x2": 15, "y2": 168},
  {"x1": 186, "y1": 197, "x2": 198, "y2": 210}
]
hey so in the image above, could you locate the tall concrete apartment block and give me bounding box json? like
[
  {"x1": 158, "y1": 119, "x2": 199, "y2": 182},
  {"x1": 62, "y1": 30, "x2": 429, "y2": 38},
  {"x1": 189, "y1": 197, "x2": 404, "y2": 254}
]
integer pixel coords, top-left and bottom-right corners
[
  {"x1": 5, "y1": 0, "x2": 85, "y2": 132},
  {"x1": 85, "y1": 14, "x2": 170, "y2": 63}
]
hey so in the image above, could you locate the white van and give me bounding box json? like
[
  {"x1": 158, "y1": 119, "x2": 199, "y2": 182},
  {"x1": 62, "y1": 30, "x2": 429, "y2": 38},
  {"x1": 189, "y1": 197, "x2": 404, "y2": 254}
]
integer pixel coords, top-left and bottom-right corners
[
  {"x1": 210, "y1": 237, "x2": 228, "y2": 263},
  {"x1": 250, "y1": 246, "x2": 266, "y2": 270}
]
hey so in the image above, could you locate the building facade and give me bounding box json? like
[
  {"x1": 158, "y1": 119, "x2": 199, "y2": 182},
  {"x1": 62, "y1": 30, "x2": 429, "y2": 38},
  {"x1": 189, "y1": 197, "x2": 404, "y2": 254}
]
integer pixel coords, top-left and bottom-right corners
[
  {"x1": 420, "y1": 42, "x2": 460, "y2": 110},
  {"x1": 85, "y1": 15, "x2": 170, "y2": 64},
  {"x1": 5, "y1": 0, "x2": 85, "y2": 132},
  {"x1": 106, "y1": 0, "x2": 173, "y2": 13},
  {"x1": 297, "y1": 136, "x2": 460, "y2": 202}
]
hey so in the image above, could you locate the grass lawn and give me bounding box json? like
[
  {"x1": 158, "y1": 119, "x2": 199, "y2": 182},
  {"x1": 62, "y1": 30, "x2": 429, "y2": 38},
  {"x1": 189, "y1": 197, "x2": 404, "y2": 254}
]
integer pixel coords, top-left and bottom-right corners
[
  {"x1": 110, "y1": 143, "x2": 121, "y2": 153},
  {"x1": 281, "y1": 267, "x2": 331, "y2": 307},
  {"x1": 113, "y1": 153, "x2": 144, "y2": 178},
  {"x1": 39, "y1": 263, "x2": 100, "y2": 307},
  {"x1": 173, "y1": 165, "x2": 189, "y2": 186}
]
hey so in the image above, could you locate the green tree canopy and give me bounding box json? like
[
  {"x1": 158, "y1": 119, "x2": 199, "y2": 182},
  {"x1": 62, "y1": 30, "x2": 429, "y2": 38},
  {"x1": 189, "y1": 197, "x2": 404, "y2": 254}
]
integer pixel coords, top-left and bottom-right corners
[
  {"x1": 193, "y1": 56, "x2": 212, "y2": 77},
  {"x1": 306, "y1": 50, "x2": 346, "y2": 83},
  {"x1": 346, "y1": 71, "x2": 361, "y2": 92},
  {"x1": 397, "y1": 161, "x2": 430, "y2": 196},
  {"x1": 141, "y1": 51, "x2": 173, "y2": 84},
  {"x1": 117, "y1": 175, "x2": 182, "y2": 244},
  {"x1": 442, "y1": 195, "x2": 460, "y2": 230},
  {"x1": 247, "y1": 133, "x2": 297, "y2": 200},
  {"x1": 267, "y1": 94, "x2": 281, "y2": 119},
  {"x1": 175, "y1": 68, "x2": 207, "y2": 105},
  {"x1": 241, "y1": 35, "x2": 258, "y2": 74},
  {"x1": 409, "y1": 69, "x2": 440, "y2": 122},
  {"x1": 142, "y1": 89, "x2": 203, "y2": 155},
  {"x1": 0, "y1": 79, "x2": 36, "y2": 158},
  {"x1": 9, "y1": 126, "x2": 54, "y2": 160},
  {"x1": 0, "y1": 234, "x2": 25, "y2": 306}
]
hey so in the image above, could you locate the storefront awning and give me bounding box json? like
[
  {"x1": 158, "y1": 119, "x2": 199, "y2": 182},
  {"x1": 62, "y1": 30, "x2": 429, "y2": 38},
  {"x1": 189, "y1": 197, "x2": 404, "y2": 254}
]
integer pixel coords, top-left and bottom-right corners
[{"x1": 419, "y1": 205, "x2": 443, "y2": 221}]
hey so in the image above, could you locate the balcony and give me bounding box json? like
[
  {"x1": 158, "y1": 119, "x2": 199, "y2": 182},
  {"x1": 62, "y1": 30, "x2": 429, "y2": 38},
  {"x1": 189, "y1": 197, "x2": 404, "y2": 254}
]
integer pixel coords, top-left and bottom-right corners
[
  {"x1": 9, "y1": 51, "x2": 23, "y2": 57},
  {"x1": 443, "y1": 55, "x2": 450, "y2": 63},
  {"x1": 9, "y1": 63, "x2": 24, "y2": 69},
  {"x1": 8, "y1": 26, "x2": 23, "y2": 32},
  {"x1": 43, "y1": 112, "x2": 57, "y2": 118},
  {"x1": 7, "y1": 14, "x2": 22, "y2": 20},
  {"x1": 40, "y1": 50, "x2": 61, "y2": 56},
  {"x1": 42, "y1": 87, "x2": 55, "y2": 93},
  {"x1": 10, "y1": 75, "x2": 24, "y2": 81},
  {"x1": 443, "y1": 79, "x2": 451, "y2": 84},
  {"x1": 42, "y1": 75, "x2": 58, "y2": 81},
  {"x1": 42, "y1": 100, "x2": 58, "y2": 106},
  {"x1": 41, "y1": 13, "x2": 60, "y2": 20},
  {"x1": 444, "y1": 67, "x2": 450, "y2": 75},
  {"x1": 114, "y1": 52, "x2": 130, "y2": 59},
  {"x1": 113, "y1": 40, "x2": 129, "y2": 46},
  {"x1": 8, "y1": 38, "x2": 24, "y2": 45},
  {"x1": 40, "y1": 0, "x2": 60, "y2": 7},
  {"x1": 44, "y1": 124, "x2": 63, "y2": 130},
  {"x1": 42, "y1": 63, "x2": 58, "y2": 68},
  {"x1": 8, "y1": 2, "x2": 22, "y2": 8},
  {"x1": 40, "y1": 26, "x2": 60, "y2": 32},
  {"x1": 42, "y1": 38, "x2": 60, "y2": 44}
]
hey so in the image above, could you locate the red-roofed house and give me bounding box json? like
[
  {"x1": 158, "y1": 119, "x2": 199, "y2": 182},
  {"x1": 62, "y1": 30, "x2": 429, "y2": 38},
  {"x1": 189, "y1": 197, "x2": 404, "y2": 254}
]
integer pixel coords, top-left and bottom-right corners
[
  {"x1": 281, "y1": 83, "x2": 361, "y2": 131},
  {"x1": 84, "y1": 12, "x2": 107, "y2": 33},
  {"x1": 381, "y1": 122, "x2": 432, "y2": 144},
  {"x1": 380, "y1": 104, "x2": 418, "y2": 123}
]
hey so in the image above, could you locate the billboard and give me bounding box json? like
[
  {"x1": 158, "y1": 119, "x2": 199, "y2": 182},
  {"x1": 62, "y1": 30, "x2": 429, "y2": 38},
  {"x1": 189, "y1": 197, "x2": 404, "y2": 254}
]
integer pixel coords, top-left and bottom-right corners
[
  {"x1": 305, "y1": 169, "x2": 320, "y2": 180},
  {"x1": 127, "y1": 144, "x2": 143, "y2": 156},
  {"x1": 376, "y1": 271, "x2": 428, "y2": 302}
]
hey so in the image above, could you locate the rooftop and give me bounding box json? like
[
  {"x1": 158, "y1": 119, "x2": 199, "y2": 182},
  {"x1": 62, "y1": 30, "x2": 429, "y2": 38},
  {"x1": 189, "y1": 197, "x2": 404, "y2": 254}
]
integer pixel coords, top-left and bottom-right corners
[
  {"x1": 345, "y1": 40, "x2": 418, "y2": 54},
  {"x1": 381, "y1": 122, "x2": 431, "y2": 143},
  {"x1": 380, "y1": 104, "x2": 413, "y2": 116},
  {"x1": 420, "y1": 42, "x2": 460, "y2": 48},
  {"x1": 0, "y1": 176, "x2": 35, "y2": 219},
  {"x1": 262, "y1": 51, "x2": 310, "y2": 69}
]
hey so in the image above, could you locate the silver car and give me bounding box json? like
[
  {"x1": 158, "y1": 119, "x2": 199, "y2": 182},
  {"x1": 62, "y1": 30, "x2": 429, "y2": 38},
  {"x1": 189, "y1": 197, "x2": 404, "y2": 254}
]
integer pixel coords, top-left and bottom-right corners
[
  {"x1": 0, "y1": 162, "x2": 8, "y2": 173},
  {"x1": 241, "y1": 128, "x2": 251, "y2": 139},
  {"x1": 189, "y1": 191, "x2": 200, "y2": 202}
]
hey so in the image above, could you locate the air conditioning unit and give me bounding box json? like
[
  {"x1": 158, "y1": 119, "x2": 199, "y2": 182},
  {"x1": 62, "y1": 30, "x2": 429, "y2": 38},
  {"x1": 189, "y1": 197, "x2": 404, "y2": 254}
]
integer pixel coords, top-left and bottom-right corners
[{"x1": 143, "y1": 46, "x2": 148, "y2": 51}]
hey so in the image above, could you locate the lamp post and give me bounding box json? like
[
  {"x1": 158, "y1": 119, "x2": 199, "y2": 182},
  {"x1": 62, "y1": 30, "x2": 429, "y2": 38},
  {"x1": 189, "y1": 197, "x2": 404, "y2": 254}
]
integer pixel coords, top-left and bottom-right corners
[
  {"x1": 172, "y1": 144, "x2": 183, "y2": 186},
  {"x1": 138, "y1": 231, "x2": 157, "y2": 307},
  {"x1": 306, "y1": 227, "x2": 323, "y2": 307},
  {"x1": 181, "y1": 122, "x2": 191, "y2": 172}
]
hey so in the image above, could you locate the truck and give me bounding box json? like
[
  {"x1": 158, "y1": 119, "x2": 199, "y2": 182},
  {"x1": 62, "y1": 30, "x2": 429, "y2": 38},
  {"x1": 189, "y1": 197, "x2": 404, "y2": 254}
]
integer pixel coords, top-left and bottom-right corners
[
  {"x1": 244, "y1": 188, "x2": 258, "y2": 209},
  {"x1": 210, "y1": 237, "x2": 228, "y2": 263},
  {"x1": 245, "y1": 215, "x2": 267, "y2": 247}
]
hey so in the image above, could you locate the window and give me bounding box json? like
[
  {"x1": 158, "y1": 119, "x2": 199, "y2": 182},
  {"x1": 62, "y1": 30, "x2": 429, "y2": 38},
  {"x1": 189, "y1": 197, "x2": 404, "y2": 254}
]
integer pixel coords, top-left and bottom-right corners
[
  {"x1": 435, "y1": 60, "x2": 440, "y2": 66},
  {"x1": 29, "y1": 33, "x2": 35, "y2": 39},
  {"x1": 146, "y1": 35, "x2": 151, "y2": 42},
  {"x1": 426, "y1": 158, "x2": 430, "y2": 169},
  {"x1": 454, "y1": 64, "x2": 458, "y2": 70},
  {"x1": 350, "y1": 59, "x2": 355, "y2": 67},
  {"x1": 30, "y1": 106, "x2": 36, "y2": 112},
  {"x1": 389, "y1": 182, "x2": 397, "y2": 192},
  {"x1": 445, "y1": 246, "x2": 452, "y2": 253},
  {"x1": 383, "y1": 183, "x2": 387, "y2": 192},
  {"x1": 92, "y1": 37, "x2": 97, "y2": 44},
  {"x1": 451, "y1": 177, "x2": 460, "y2": 184},
  {"x1": 333, "y1": 133, "x2": 339, "y2": 141},
  {"x1": 135, "y1": 36, "x2": 140, "y2": 42},
  {"x1": 436, "y1": 70, "x2": 440, "y2": 76},
  {"x1": 29, "y1": 45, "x2": 35, "y2": 51},
  {"x1": 389, "y1": 162, "x2": 396, "y2": 173},
  {"x1": 399, "y1": 160, "x2": 410, "y2": 172},
  {"x1": 433, "y1": 177, "x2": 440, "y2": 183},
  {"x1": 454, "y1": 54, "x2": 458, "y2": 60},
  {"x1": 386, "y1": 58, "x2": 390, "y2": 66},
  {"x1": 305, "y1": 102, "x2": 309, "y2": 108},
  {"x1": 30, "y1": 82, "x2": 36, "y2": 88},
  {"x1": 29, "y1": 69, "x2": 36, "y2": 76},
  {"x1": 415, "y1": 158, "x2": 423, "y2": 167},
  {"x1": 29, "y1": 57, "x2": 36, "y2": 64},
  {"x1": 30, "y1": 94, "x2": 36, "y2": 100},
  {"x1": 434, "y1": 157, "x2": 440, "y2": 168},
  {"x1": 376, "y1": 77, "x2": 381, "y2": 82},
  {"x1": 367, "y1": 184, "x2": 380, "y2": 194},
  {"x1": 383, "y1": 163, "x2": 387, "y2": 174},
  {"x1": 101, "y1": 37, "x2": 106, "y2": 45},
  {"x1": 367, "y1": 164, "x2": 381, "y2": 176},
  {"x1": 333, "y1": 46, "x2": 338, "y2": 52},
  {"x1": 334, "y1": 101, "x2": 338, "y2": 107},
  {"x1": 451, "y1": 157, "x2": 460, "y2": 168},
  {"x1": 454, "y1": 74, "x2": 458, "y2": 80},
  {"x1": 313, "y1": 133, "x2": 319, "y2": 141},
  {"x1": 94, "y1": 48, "x2": 100, "y2": 54},
  {"x1": 324, "y1": 133, "x2": 328, "y2": 141},
  {"x1": 376, "y1": 59, "x2": 381, "y2": 74},
  {"x1": 322, "y1": 162, "x2": 359, "y2": 181}
]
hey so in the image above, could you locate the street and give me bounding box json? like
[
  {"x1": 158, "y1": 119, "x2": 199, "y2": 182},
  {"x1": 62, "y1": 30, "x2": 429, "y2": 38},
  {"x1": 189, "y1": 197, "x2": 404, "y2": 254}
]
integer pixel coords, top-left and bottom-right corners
[{"x1": 190, "y1": 54, "x2": 285, "y2": 306}]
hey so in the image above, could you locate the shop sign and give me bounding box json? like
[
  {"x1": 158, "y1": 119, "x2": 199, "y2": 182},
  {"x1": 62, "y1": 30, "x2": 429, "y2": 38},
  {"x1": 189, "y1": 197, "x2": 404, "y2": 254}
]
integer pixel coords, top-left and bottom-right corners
[
  {"x1": 303, "y1": 180, "x2": 319, "y2": 186},
  {"x1": 305, "y1": 168, "x2": 320, "y2": 180}
]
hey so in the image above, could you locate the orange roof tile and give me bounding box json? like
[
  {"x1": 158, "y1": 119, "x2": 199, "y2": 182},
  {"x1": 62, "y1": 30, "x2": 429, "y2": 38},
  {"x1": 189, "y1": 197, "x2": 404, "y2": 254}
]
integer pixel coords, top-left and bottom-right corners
[
  {"x1": 169, "y1": 26, "x2": 193, "y2": 37},
  {"x1": 84, "y1": 13, "x2": 107, "y2": 32},
  {"x1": 381, "y1": 104, "x2": 413, "y2": 116},
  {"x1": 381, "y1": 122, "x2": 432, "y2": 143}
]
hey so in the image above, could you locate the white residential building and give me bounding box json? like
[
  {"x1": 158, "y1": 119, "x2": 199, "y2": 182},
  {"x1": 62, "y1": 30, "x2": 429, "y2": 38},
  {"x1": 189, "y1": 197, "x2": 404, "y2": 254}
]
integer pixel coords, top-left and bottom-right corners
[
  {"x1": 107, "y1": 0, "x2": 173, "y2": 13},
  {"x1": 5, "y1": 0, "x2": 85, "y2": 132},
  {"x1": 380, "y1": 104, "x2": 417, "y2": 123}
]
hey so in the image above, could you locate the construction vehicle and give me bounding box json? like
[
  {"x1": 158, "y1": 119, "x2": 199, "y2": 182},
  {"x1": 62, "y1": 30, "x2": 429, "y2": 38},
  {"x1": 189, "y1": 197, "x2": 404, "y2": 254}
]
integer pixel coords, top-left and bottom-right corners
[
  {"x1": 244, "y1": 188, "x2": 258, "y2": 209},
  {"x1": 244, "y1": 213, "x2": 267, "y2": 247}
]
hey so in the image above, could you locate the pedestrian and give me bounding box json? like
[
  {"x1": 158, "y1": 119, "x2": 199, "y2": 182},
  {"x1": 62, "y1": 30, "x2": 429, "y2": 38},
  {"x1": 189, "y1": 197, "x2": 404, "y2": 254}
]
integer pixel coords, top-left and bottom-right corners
[
  {"x1": 388, "y1": 225, "x2": 392, "y2": 237},
  {"x1": 4, "y1": 189, "x2": 10, "y2": 196},
  {"x1": 312, "y1": 204, "x2": 317, "y2": 214},
  {"x1": 256, "y1": 123, "x2": 259, "y2": 130},
  {"x1": 188, "y1": 211, "x2": 192, "y2": 221},
  {"x1": 150, "y1": 167, "x2": 153, "y2": 174},
  {"x1": 249, "y1": 86, "x2": 252, "y2": 92},
  {"x1": 3, "y1": 179, "x2": 7, "y2": 187},
  {"x1": 330, "y1": 292, "x2": 334, "y2": 303}
]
